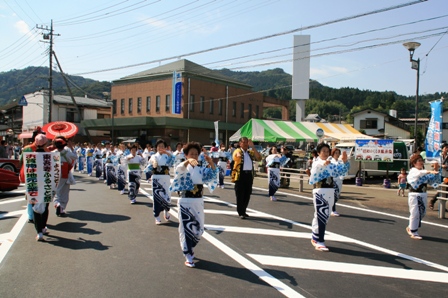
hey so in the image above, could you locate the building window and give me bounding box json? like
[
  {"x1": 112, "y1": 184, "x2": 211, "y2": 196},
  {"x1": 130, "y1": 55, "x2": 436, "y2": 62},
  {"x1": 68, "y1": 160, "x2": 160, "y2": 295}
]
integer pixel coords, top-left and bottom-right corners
[
  {"x1": 112, "y1": 99, "x2": 117, "y2": 115},
  {"x1": 240, "y1": 103, "x2": 244, "y2": 118},
  {"x1": 189, "y1": 95, "x2": 195, "y2": 112},
  {"x1": 146, "y1": 96, "x2": 151, "y2": 113},
  {"x1": 166, "y1": 95, "x2": 170, "y2": 112},
  {"x1": 66, "y1": 108, "x2": 78, "y2": 122},
  {"x1": 360, "y1": 119, "x2": 378, "y2": 129},
  {"x1": 137, "y1": 97, "x2": 142, "y2": 113},
  {"x1": 156, "y1": 96, "x2": 160, "y2": 112},
  {"x1": 232, "y1": 102, "x2": 236, "y2": 117},
  {"x1": 121, "y1": 99, "x2": 125, "y2": 114},
  {"x1": 218, "y1": 99, "x2": 223, "y2": 115},
  {"x1": 248, "y1": 104, "x2": 252, "y2": 119},
  {"x1": 128, "y1": 98, "x2": 133, "y2": 114},
  {"x1": 200, "y1": 96, "x2": 204, "y2": 113},
  {"x1": 255, "y1": 105, "x2": 259, "y2": 118},
  {"x1": 209, "y1": 98, "x2": 214, "y2": 114}
]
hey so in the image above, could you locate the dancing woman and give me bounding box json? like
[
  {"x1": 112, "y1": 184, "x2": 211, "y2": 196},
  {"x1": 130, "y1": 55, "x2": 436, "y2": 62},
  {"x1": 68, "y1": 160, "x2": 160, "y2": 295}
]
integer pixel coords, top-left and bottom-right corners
[
  {"x1": 265, "y1": 147, "x2": 287, "y2": 201},
  {"x1": 406, "y1": 154, "x2": 440, "y2": 240},
  {"x1": 146, "y1": 139, "x2": 174, "y2": 224},
  {"x1": 308, "y1": 143, "x2": 348, "y2": 252},
  {"x1": 330, "y1": 148, "x2": 349, "y2": 216},
  {"x1": 170, "y1": 142, "x2": 218, "y2": 268},
  {"x1": 125, "y1": 145, "x2": 144, "y2": 204}
]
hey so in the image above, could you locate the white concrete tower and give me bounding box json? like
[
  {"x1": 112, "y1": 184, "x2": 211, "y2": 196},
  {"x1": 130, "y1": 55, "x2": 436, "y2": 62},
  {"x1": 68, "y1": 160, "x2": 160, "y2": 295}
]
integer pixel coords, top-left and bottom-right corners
[{"x1": 292, "y1": 35, "x2": 310, "y2": 122}]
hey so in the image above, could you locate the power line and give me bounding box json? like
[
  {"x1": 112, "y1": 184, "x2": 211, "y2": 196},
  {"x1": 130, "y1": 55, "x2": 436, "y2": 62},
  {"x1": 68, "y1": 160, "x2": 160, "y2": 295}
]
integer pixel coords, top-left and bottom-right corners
[{"x1": 72, "y1": 0, "x2": 428, "y2": 76}]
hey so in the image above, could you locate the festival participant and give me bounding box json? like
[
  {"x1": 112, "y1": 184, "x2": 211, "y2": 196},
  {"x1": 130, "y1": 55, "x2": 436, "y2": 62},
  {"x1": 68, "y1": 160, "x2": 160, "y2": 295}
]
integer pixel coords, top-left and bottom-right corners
[
  {"x1": 146, "y1": 139, "x2": 174, "y2": 224},
  {"x1": 231, "y1": 137, "x2": 262, "y2": 219},
  {"x1": 53, "y1": 136, "x2": 77, "y2": 217},
  {"x1": 330, "y1": 148, "x2": 349, "y2": 216},
  {"x1": 31, "y1": 134, "x2": 51, "y2": 241},
  {"x1": 105, "y1": 154, "x2": 118, "y2": 189},
  {"x1": 309, "y1": 143, "x2": 348, "y2": 252},
  {"x1": 86, "y1": 144, "x2": 94, "y2": 176},
  {"x1": 143, "y1": 143, "x2": 154, "y2": 181},
  {"x1": 406, "y1": 155, "x2": 440, "y2": 240},
  {"x1": 217, "y1": 144, "x2": 231, "y2": 189},
  {"x1": 116, "y1": 143, "x2": 129, "y2": 195},
  {"x1": 169, "y1": 142, "x2": 218, "y2": 268},
  {"x1": 93, "y1": 143, "x2": 104, "y2": 180},
  {"x1": 76, "y1": 143, "x2": 86, "y2": 173},
  {"x1": 265, "y1": 147, "x2": 287, "y2": 201},
  {"x1": 172, "y1": 142, "x2": 186, "y2": 168},
  {"x1": 125, "y1": 145, "x2": 144, "y2": 204},
  {"x1": 19, "y1": 127, "x2": 47, "y2": 223}
]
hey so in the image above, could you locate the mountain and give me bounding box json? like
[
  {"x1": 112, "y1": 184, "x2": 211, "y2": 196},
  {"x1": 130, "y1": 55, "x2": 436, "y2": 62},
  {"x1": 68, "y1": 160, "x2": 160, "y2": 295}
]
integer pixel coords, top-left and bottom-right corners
[
  {"x1": 216, "y1": 68, "x2": 446, "y2": 121},
  {"x1": 1, "y1": 66, "x2": 446, "y2": 122},
  {"x1": 0, "y1": 66, "x2": 111, "y2": 106}
]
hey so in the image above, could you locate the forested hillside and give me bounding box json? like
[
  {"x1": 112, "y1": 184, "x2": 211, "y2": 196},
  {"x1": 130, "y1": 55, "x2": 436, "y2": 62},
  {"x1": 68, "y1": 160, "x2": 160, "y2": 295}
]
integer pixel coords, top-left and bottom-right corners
[
  {"x1": 216, "y1": 68, "x2": 447, "y2": 122},
  {"x1": 0, "y1": 66, "x2": 111, "y2": 106}
]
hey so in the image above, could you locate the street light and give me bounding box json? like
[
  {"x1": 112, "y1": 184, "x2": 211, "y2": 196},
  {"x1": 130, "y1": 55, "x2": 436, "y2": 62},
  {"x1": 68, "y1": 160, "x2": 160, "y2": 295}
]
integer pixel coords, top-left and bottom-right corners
[{"x1": 403, "y1": 41, "x2": 421, "y2": 147}]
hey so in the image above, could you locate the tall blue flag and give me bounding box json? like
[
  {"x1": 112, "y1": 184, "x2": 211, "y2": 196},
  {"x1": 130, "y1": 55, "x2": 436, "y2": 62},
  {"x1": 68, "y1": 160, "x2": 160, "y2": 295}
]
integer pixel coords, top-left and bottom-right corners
[{"x1": 425, "y1": 100, "x2": 443, "y2": 161}]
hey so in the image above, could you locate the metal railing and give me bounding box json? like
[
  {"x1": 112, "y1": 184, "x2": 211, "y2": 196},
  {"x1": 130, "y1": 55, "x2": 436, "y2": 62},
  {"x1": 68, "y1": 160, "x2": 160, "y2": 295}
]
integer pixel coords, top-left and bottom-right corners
[{"x1": 435, "y1": 183, "x2": 448, "y2": 219}]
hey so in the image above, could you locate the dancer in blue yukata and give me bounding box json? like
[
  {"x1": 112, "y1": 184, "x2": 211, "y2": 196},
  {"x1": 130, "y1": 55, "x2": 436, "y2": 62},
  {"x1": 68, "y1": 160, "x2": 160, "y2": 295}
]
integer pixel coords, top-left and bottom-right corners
[
  {"x1": 308, "y1": 143, "x2": 349, "y2": 252},
  {"x1": 406, "y1": 154, "x2": 440, "y2": 240},
  {"x1": 170, "y1": 142, "x2": 218, "y2": 268},
  {"x1": 145, "y1": 139, "x2": 174, "y2": 224}
]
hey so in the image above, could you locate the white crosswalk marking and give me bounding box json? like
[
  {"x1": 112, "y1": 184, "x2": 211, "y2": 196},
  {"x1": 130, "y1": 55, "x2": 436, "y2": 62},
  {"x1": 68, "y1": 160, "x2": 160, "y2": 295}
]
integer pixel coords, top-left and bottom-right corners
[{"x1": 248, "y1": 254, "x2": 448, "y2": 284}]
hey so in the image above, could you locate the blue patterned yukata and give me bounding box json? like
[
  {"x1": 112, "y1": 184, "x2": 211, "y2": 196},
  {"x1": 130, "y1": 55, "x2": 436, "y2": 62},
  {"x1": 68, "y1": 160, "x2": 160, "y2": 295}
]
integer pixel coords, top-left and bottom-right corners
[
  {"x1": 146, "y1": 152, "x2": 174, "y2": 217},
  {"x1": 170, "y1": 162, "x2": 218, "y2": 259},
  {"x1": 309, "y1": 157, "x2": 349, "y2": 243},
  {"x1": 407, "y1": 167, "x2": 440, "y2": 234}
]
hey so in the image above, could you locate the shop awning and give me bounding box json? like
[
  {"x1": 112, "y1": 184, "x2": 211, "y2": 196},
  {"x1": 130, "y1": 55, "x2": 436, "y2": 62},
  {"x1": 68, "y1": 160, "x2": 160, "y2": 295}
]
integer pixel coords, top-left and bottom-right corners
[
  {"x1": 229, "y1": 119, "x2": 374, "y2": 143},
  {"x1": 18, "y1": 132, "x2": 33, "y2": 139},
  {"x1": 229, "y1": 119, "x2": 318, "y2": 142},
  {"x1": 300, "y1": 122, "x2": 375, "y2": 142}
]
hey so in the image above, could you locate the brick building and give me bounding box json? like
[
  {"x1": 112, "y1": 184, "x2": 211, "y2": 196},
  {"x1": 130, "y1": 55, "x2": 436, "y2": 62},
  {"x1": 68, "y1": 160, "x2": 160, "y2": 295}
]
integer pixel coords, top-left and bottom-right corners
[{"x1": 82, "y1": 59, "x2": 289, "y2": 147}]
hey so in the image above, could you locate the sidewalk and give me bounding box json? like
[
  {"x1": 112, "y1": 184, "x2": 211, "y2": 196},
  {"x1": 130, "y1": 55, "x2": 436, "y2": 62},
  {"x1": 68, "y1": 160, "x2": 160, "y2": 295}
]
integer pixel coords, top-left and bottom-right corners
[{"x1": 246, "y1": 175, "x2": 446, "y2": 221}]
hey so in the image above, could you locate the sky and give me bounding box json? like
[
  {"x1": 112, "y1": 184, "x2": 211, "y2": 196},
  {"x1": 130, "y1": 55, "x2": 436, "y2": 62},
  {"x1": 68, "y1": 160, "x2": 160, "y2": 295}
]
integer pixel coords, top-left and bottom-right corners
[{"x1": 0, "y1": 0, "x2": 447, "y2": 97}]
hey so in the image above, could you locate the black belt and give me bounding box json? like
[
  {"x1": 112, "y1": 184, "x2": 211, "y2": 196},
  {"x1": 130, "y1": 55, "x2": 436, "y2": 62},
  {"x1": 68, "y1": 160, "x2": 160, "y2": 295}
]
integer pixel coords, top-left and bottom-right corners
[
  {"x1": 183, "y1": 185, "x2": 203, "y2": 198},
  {"x1": 269, "y1": 163, "x2": 280, "y2": 168},
  {"x1": 219, "y1": 157, "x2": 228, "y2": 162},
  {"x1": 313, "y1": 178, "x2": 334, "y2": 189},
  {"x1": 409, "y1": 184, "x2": 427, "y2": 193},
  {"x1": 154, "y1": 166, "x2": 170, "y2": 175},
  {"x1": 241, "y1": 170, "x2": 252, "y2": 174}
]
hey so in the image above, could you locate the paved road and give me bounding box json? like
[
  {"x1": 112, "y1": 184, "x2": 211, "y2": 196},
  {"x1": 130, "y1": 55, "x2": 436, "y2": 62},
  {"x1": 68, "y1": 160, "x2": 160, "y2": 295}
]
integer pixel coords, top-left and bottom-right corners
[{"x1": 0, "y1": 174, "x2": 447, "y2": 298}]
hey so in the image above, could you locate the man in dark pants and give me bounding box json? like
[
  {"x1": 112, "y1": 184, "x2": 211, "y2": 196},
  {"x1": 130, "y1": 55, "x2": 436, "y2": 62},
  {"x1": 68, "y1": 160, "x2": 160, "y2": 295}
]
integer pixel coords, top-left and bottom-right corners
[{"x1": 231, "y1": 137, "x2": 261, "y2": 219}]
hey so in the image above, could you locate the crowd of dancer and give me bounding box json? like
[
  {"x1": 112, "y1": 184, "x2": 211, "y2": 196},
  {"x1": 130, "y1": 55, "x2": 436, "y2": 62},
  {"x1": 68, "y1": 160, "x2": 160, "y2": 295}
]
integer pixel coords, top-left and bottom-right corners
[{"x1": 21, "y1": 131, "x2": 442, "y2": 264}]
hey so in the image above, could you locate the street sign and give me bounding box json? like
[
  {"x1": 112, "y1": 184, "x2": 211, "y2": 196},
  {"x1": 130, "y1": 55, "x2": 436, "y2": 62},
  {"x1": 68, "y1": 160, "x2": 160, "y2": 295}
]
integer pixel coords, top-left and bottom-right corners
[
  {"x1": 316, "y1": 128, "x2": 324, "y2": 138},
  {"x1": 18, "y1": 96, "x2": 28, "y2": 106}
]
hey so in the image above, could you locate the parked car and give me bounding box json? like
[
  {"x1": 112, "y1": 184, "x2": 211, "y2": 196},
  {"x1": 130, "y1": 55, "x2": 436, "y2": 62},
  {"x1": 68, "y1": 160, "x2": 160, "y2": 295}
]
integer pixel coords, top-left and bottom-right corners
[
  {"x1": 0, "y1": 168, "x2": 20, "y2": 191},
  {"x1": 0, "y1": 158, "x2": 20, "y2": 173}
]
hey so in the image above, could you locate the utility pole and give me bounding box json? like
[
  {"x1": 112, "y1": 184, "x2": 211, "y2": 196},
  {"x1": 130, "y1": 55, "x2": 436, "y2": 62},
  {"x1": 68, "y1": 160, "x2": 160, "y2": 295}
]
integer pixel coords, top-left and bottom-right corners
[{"x1": 36, "y1": 20, "x2": 59, "y2": 124}]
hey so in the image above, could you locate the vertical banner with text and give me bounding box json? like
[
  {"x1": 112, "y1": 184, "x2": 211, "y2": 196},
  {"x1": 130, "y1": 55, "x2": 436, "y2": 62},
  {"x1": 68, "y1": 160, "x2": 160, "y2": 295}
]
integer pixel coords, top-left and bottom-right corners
[
  {"x1": 24, "y1": 152, "x2": 61, "y2": 204},
  {"x1": 425, "y1": 100, "x2": 443, "y2": 161},
  {"x1": 172, "y1": 71, "x2": 182, "y2": 114}
]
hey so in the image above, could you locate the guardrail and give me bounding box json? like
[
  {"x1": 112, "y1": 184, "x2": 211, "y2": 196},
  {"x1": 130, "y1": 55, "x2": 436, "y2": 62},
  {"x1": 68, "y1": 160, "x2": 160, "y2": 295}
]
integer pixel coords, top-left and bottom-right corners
[
  {"x1": 256, "y1": 167, "x2": 309, "y2": 192},
  {"x1": 435, "y1": 183, "x2": 448, "y2": 219}
]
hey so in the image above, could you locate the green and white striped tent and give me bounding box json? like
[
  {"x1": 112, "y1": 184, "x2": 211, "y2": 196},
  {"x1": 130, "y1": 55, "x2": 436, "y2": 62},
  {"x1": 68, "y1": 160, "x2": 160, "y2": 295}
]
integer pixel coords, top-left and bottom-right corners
[{"x1": 229, "y1": 119, "x2": 318, "y2": 142}]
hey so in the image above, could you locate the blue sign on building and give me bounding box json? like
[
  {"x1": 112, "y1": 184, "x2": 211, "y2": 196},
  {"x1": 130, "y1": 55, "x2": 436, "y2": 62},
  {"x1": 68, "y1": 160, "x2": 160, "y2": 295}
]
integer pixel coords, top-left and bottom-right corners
[{"x1": 172, "y1": 72, "x2": 182, "y2": 114}]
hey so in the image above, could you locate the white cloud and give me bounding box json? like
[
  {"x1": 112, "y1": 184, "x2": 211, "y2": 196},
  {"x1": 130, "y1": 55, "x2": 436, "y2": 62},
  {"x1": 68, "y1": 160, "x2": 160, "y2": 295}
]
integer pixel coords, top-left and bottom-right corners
[
  {"x1": 311, "y1": 66, "x2": 349, "y2": 78},
  {"x1": 14, "y1": 20, "x2": 37, "y2": 41}
]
